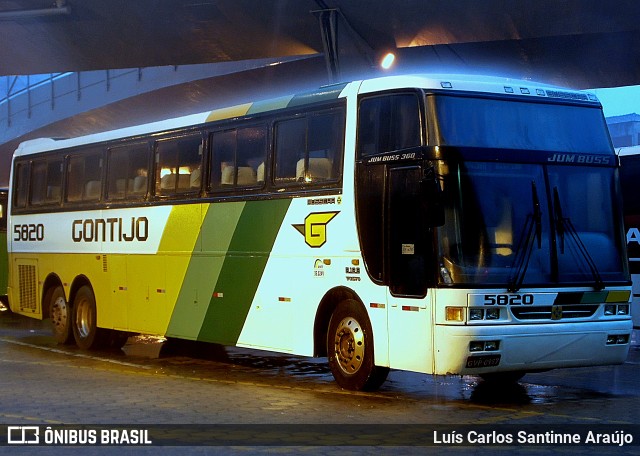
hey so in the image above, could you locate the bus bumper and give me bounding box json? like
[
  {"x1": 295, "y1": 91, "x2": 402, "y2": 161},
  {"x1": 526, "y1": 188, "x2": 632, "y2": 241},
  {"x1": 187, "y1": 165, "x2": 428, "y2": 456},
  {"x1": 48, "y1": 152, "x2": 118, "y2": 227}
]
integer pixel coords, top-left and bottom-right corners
[{"x1": 433, "y1": 320, "x2": 633, "y2": 376}]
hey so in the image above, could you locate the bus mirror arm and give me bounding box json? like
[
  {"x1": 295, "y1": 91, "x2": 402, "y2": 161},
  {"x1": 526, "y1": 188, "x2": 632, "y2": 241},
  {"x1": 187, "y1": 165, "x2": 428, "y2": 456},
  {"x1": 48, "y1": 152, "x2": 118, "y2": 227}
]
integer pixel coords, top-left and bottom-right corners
[{"x1": 421, "y1": 167, "x2": 445, "y2": 228}]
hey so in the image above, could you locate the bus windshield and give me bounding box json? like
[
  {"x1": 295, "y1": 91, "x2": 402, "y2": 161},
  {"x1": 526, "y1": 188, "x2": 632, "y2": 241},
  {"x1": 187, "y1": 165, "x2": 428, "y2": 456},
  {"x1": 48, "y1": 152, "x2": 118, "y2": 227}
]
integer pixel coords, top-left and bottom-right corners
[
  {"x1": 436, "y1": 161, "x2": 628, "y2": 288},
  {"x1": 432, "y1": 95, "x2": 612, "y2": 153}
]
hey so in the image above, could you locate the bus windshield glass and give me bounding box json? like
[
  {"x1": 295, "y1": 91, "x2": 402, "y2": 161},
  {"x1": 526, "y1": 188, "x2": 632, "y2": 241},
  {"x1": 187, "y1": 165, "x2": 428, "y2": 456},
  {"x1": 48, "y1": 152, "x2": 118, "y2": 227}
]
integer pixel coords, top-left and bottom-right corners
[
  {"x1": 432, "y1": 95, "x2": 612, "y2": 153},
  {"x1": 436, "y1": 161, "x2": 627, "y2": 287}
]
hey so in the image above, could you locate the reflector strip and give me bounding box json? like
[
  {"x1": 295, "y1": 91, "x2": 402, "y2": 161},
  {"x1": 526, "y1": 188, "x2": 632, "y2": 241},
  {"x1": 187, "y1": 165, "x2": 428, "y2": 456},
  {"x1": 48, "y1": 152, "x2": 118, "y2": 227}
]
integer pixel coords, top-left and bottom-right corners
[
  {"x1": 605, "y1": 290, "x2": 631, "y2": 303},
  {"x1": 402, "y1": 306, "x2": 419, "y2": 312},
  {"x1": 554, "y1": 290, "x2": 631, "y2": 304},
  {"x1": 279, "y1": 297, "x2": 291, "y2": 302},
  {"x1": 369, "y1": 303, "x2": 385, "y2": 309},
  {"x1": 212, "y1": 292, "x2": 224, "y2": 298}
]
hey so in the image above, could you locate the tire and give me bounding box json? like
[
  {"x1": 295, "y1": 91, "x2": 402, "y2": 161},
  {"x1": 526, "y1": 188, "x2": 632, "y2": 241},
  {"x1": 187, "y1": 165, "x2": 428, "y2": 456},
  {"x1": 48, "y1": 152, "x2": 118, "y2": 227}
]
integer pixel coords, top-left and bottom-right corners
[
  {"x1": 327, "y1": 299, "x2": 389, "y2": 391},
  {"x1": 72, "y1": 285, "x2": 107, "y2": 350},
  {"x1": 48, "y1": 286, "x2": 73, "y2": 344}
]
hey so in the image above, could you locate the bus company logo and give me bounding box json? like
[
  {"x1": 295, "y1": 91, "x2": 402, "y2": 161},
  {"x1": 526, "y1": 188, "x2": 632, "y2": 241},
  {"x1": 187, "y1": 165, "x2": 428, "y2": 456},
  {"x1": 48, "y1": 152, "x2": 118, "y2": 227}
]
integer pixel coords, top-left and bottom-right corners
[
  {"x1": 71, "y1": 217, "x2": 149, "y2": 243},
  {"x1": 551, "y1": 305, "x2": 563, "y2": 321},
  {"x1": 292, "y1": 212, "x2": 339, "y2": 248},
  {"x1": 7, "y1": 426, "x2": 39, "y2": 444}
]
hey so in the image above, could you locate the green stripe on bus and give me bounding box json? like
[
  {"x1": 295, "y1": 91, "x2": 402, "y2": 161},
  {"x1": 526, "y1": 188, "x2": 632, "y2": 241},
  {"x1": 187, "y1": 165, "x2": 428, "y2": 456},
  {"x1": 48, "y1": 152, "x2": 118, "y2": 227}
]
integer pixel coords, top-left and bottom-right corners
[
  {"x1": 197, "y1": 198, "x2": 292, "y2": 344},
  {"x1": 166, "y1": 202, "x2": 246, "y2": 338}
]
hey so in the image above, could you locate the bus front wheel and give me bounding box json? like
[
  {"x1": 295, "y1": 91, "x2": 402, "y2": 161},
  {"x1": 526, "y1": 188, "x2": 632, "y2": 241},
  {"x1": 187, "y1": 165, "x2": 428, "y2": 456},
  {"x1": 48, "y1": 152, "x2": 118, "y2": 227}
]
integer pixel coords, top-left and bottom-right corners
[
  {"x1": 72, "y1": 285, "x2": 106, "y2": 350},
  {"x1": 327, "y1": 299, "x2": 389, "y2": 391},
  {"x1": 48, "y1": 286, "x2": 73, "y2": 344}
]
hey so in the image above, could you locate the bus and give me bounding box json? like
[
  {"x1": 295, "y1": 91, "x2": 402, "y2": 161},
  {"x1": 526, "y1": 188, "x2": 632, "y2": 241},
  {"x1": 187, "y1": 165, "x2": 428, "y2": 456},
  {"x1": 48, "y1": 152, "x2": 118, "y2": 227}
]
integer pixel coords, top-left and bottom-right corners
[
  {"x1": 0, "y1": 188, "x2": 7, "y2": 308},
  {"x1": 618, "y1": 145, "x2": 640, "y2": 329},
  {"x1": 7, "y1": 74, "x2": 632, "y2": 391}
]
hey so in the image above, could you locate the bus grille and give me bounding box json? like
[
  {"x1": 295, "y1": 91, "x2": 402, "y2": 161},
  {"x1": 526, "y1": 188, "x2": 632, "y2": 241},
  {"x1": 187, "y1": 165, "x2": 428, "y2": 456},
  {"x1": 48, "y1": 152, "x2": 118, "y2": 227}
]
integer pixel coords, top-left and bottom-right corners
[
  {"x1": 512, "y1": 305, "x2": 598, "y2": 320},
  {"x1": 18, "y1": 264, "x2": 38, "y2": 312}
]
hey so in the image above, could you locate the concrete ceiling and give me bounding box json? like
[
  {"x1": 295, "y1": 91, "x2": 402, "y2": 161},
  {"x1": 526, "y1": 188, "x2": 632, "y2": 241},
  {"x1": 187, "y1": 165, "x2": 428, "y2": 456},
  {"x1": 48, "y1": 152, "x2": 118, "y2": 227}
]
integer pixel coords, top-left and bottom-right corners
[{"x1": 0, "y1": 0, "x2": 639, "y2": 88}]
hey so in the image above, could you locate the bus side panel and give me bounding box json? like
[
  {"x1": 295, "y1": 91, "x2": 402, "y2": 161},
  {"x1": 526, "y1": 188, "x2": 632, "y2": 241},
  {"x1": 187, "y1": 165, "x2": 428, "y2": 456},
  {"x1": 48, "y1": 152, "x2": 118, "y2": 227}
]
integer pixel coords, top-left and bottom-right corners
[
  {"x1": 0, "y1": 230, "x2": 7, "y2": 301},
  {"x1": 165, "y1": 201, "x2": 244, "y2": 339},
  {"x1": 124, "y1": 203, "x2": 203, "y2": 334},
  {"x1": 166, "y1": 199, "x2": 292, "y2": 345}
]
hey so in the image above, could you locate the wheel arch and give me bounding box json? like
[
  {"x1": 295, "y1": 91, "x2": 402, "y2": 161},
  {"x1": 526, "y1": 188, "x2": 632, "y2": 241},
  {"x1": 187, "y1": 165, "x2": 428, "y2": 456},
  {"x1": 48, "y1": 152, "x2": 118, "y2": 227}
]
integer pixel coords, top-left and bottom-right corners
[
  {"x1": 41, "y1": 273, "x2": 64, "y2": 319},
  {"x1": 313, "y1": 286, "x2": 365, "y2": 357}
]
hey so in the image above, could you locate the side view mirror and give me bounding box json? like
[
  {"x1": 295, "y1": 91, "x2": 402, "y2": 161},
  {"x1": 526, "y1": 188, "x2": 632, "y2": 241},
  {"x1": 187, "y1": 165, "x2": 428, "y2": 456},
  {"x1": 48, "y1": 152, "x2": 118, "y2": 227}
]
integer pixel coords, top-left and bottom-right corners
[{"x1": 421, "y1": 167, "x2": 445, "y2": 227}]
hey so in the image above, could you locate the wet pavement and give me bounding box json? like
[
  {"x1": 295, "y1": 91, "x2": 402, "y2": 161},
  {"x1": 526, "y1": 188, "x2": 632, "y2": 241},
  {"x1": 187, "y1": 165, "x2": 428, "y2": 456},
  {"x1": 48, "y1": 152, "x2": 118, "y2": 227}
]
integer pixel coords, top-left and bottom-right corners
[{"x1": 0, "y1": 309, "x2": 638, "y2": 455}]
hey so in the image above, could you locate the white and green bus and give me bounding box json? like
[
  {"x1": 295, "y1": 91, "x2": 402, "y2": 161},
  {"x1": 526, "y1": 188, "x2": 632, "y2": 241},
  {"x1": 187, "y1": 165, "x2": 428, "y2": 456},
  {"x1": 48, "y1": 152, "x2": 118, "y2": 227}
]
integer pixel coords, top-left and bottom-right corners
[{"x1": 7, "y1": 74, "x2": 632, "y2": 390}]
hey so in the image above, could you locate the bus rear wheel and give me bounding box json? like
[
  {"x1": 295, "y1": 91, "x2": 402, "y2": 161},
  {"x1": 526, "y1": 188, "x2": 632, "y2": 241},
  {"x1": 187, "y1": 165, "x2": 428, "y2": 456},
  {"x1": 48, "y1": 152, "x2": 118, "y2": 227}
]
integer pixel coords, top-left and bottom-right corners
[
  {"x1": 72, "y1": 285, "x2": 107, "y2": 350},
  {"x1": 48, "y1": 286, "x2": 73, "y2": 344},
  {"x1": 327, "y1": 299, "x2": 389, "y2": 391}
]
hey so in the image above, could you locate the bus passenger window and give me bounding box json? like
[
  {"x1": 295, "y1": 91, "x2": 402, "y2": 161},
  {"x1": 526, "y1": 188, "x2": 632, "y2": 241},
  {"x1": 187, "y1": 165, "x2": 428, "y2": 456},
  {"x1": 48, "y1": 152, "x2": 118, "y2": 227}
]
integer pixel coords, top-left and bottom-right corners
[
  {"x1": 275, "y1": 118, "x2": 306, "y2": 183},
  {"x1": 30, "y1": 159, "x2": 63, "y2": 206},
  {"x1": 66, "y1": 151, "x2": 103, "y2": 202},
  {"x1": 209, "y1": 125, "x2": 266, "y2": 191},
  {"x1": 155, "y1": 134, "x2": 202, "y2": 196},
  {"x1": 107, "y1": 143, "x2": 149, "y2": 200},
  {"x1": 13, "y1": 162, "x2": 29, "y2": 209},
  {"x1": 274, "y1": 110, "x2": 344, "y2": 185}
]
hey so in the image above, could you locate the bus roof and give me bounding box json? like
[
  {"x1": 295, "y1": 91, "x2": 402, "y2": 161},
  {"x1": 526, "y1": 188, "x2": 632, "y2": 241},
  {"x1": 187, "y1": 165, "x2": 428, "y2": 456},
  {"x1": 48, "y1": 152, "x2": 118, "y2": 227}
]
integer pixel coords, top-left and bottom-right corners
[{"x1": 13, "y1": 73, "x2": 599, "y2": 157}]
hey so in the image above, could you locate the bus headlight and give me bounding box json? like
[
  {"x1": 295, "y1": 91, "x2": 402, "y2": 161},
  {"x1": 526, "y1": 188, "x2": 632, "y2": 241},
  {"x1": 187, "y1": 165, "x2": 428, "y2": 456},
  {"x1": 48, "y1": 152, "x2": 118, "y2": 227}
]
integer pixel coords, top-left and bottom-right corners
[
  {"x1": 617, "y1": 305, "x2": 629, "y2": 315},
  {"x1": 486, "y1": 308, "x2": 500, "y2": 320},
  {"x1": 469, "y1": 309, "x2": 484, "y2": 321},
  {"x1": 604, "y1": 304, "x2": 616, "y2": 316}
]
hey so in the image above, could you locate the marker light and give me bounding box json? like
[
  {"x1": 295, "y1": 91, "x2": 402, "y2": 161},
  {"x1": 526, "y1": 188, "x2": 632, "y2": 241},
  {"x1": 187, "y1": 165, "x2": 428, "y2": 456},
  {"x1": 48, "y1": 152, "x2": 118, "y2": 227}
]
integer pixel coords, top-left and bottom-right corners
[
  {"x1": 446, "y1": 307, "x2": 464, "y2": 322},
  {"x1": 380, "y1": 52, "x2": 395, "y2": 70}
]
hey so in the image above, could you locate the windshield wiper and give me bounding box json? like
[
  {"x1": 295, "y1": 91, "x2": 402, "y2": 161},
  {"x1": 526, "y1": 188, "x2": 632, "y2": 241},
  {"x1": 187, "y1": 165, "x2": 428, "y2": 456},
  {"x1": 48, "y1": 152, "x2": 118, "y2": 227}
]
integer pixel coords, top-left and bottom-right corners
[
  {"x1": 508, "y1": 181, "x2": 542, "y2": 292},
  {"x1": 553, "y1": 187, "x2": 604, "y2": 291}
]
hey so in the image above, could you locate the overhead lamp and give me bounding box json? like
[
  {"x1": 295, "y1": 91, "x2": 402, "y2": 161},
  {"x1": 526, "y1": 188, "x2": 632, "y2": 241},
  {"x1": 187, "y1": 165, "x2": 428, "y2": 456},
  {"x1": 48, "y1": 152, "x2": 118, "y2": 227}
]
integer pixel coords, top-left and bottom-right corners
[{"x1": 380, "y1": 52, "x2": 396, "y2": 70}]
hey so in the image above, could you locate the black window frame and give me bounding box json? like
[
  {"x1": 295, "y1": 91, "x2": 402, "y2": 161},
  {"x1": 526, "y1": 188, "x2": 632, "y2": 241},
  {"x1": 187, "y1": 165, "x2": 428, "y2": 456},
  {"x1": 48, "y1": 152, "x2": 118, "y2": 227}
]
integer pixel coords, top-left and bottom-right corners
[
  {"x1": 106, "y1": 141, "x2": 152, "y2": 202},
  {"x1": 273, "y1": 106, "x2": 346, "y2": 189},
  {"x1": 65, "y1": 148, "x2": 105, "y2": 204},
  {"x1": 207, "y1": 123, "x2": 268, "y2": 193},
  {"x1": 153, "y1": 132, "x2": 204, "y2": 198}
]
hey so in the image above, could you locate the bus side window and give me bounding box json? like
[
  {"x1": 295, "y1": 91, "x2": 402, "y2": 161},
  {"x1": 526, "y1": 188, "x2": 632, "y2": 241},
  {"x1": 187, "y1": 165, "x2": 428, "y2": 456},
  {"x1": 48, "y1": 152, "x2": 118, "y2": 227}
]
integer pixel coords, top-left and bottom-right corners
[
  {"x1": 155, "y1": 134, "x2": 202, "y2": 196},
  {"x1": 304, "y1": 111, "x2": 344, "y2": 182},
  {"x1": 30, "y1": 159, "x2": 63, "y2": 206},
  {"x1": 274, "y1": 109, "x2": 344, "y2": 185},
  {"x1": 13, "y1": 162, "x2": 29, "y2": 210},
  {"x1": 107, "y1": 143, "x2": 149, "y2": 200},
  {"x1": 358, "y1": 93, "x2": 421, "y2": 157},
  {"x1": 66, "y1": 150, "x2": 103, "y2": 203},
  {"x1": 209, "y1": 125, "x2": 266, "y2": 191},
  {"x1": 275, "y1": 118, "x2": 306, "y2": 184}
]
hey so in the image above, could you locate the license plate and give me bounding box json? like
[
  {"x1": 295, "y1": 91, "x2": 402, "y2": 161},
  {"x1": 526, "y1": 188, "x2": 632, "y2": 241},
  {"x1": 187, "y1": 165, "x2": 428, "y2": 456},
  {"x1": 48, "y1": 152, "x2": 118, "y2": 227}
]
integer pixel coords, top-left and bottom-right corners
[{"x1": 466, "y1": 354, "x2": 501, "y2": 368}]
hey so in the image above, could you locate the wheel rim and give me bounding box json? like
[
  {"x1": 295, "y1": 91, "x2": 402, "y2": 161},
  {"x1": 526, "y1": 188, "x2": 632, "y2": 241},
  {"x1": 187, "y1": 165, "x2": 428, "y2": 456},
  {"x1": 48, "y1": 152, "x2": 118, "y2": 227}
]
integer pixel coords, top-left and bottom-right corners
[
  {"x1": 51, "y1": 296, "x2": 68, "y2": 336},
  {"x1": 332, "y1": 316, "x2": 365, "y2": 375},
  {"x1": 75, "y1": 297, "x2": 92, "y2": 339}
]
